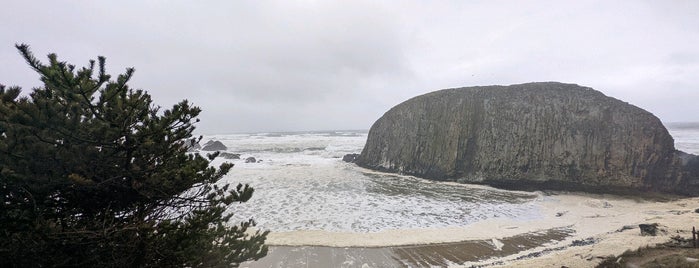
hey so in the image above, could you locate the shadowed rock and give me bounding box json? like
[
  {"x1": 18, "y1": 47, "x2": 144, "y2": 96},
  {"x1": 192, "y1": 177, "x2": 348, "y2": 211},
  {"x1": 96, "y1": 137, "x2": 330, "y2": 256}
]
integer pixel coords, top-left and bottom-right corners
[
  {"x1": 639, "y1": 223, "x2": 661, "y2": 236},
  {"x1": 342, "y1": 153, "x2": 360, "y2": 163},
  {"x1": 356, "y1": 82, "x2": 698, "y2": 195}
]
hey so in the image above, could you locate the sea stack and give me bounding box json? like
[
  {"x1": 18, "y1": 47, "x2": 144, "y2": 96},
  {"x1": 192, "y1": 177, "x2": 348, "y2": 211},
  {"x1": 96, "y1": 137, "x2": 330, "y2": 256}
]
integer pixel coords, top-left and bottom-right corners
[{"x1": 356, "y1": 82, "x2": 698, "y2": 195}]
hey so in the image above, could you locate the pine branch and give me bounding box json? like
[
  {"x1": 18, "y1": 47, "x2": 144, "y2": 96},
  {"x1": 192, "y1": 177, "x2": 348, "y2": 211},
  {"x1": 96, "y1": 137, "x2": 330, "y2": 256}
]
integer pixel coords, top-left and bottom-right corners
[{"x1": 15, "y1": 44, "x2": 44, "y2": 73}]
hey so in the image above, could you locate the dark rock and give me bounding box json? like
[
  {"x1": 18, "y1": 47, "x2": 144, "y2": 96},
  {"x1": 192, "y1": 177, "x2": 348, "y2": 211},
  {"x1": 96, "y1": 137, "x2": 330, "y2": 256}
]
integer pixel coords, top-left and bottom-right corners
[
  {"x1": 201, "y1": 140, "x2": 227, "y2": 151},
  {"x1": 678, "y1": 151, "x2": 697, "y2": 166},
  {"x1": 356, "y1": 82, "x2": 696, "y2": 195},
  {"x1": 695, "y1": 208, "x2": 699, "y2": 213},
  {"x1": 342, "y1": 153, "x2": 360, "y2": 163},
  {"x1": 679, "y1": 153, "x2": 699, "y2": 193},
  {"x1": 219, "y1": 152, "x2": 240, "y2": 159},
  {"x1": 245, "y1": 157, "x2": 256, "y2": 163},
  {"x1": 639, "y1": 223, "x2": 660, "y2": 236}
]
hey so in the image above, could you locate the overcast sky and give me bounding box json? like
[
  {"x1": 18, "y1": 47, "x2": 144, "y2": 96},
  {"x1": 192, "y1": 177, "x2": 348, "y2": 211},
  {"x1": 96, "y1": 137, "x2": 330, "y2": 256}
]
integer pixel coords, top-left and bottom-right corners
[{"x1": 1, "y1": 1, "x2": 698, "y2": 133}]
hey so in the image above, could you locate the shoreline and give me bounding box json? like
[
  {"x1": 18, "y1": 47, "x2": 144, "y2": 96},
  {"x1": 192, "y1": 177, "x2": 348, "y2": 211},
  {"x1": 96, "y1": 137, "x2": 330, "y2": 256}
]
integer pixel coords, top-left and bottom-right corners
[
  {"x1": 244, "y1": 228, "x2": 573, "y2": 267},
  {"x1": 245, "y1": 192, "x2": 699, "y2": 267}
]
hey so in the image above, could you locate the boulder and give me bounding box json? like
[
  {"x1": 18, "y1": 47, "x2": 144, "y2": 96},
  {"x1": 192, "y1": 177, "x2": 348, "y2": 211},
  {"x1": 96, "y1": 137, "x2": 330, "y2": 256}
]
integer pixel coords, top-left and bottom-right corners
[
  {"x1": 342, "y1": 153, "x2": 360, "y2": 163},
  {"x1": 356, "y1": 82, "x2": 697, "y2": 194},
  {"x1": 245, "y1": 157, "x2": 257, "y2": 163},
  {"x1": 639, "y1": 223, "x2": 661, "y2": 236},
  {"x1": 201, "y1": 140, "x2": 227, "y2": 151}
]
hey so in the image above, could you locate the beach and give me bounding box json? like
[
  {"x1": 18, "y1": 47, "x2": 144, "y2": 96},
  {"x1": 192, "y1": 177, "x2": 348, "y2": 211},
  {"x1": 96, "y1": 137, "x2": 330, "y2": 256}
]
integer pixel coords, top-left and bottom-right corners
[
  {"x1": 244, "y1": 192, "x2": 699, "y2": 267},
  {"x1": 220, "y1": 127, "x2": 699, "y2": 267}
]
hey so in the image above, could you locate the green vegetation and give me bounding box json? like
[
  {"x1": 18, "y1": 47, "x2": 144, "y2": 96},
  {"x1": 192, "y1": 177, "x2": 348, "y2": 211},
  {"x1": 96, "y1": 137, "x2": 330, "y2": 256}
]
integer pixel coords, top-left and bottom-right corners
[{"x1": 0, "y1": 45, "x2": 268, "y2": 267}]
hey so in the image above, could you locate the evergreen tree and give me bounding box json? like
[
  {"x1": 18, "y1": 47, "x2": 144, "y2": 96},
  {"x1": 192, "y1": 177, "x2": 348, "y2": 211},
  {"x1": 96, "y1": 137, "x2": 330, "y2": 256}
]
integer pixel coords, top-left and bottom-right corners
[{"x1": 0, "y1": 44, "x2": 268, "y2": 267}]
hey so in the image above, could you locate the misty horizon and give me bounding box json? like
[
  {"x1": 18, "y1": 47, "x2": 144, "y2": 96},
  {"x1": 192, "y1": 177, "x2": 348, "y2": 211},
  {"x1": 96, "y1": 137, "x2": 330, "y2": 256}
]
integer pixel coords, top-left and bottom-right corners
[{"x1": 2, "y1": 1, "x2": 698, "y2": 133}]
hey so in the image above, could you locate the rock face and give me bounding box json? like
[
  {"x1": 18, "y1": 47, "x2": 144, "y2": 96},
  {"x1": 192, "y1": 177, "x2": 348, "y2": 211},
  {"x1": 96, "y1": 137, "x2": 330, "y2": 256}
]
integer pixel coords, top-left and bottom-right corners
[{"x1": 356, "y1": 82, "x2": 696, "y2": 194}]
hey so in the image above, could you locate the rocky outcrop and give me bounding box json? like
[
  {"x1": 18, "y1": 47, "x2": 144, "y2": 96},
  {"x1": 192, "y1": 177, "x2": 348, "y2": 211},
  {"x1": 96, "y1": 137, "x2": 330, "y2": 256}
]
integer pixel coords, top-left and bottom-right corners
[
  {"x1": 357, "y1": 82, "x2": 698, "y2": 195},
  {"x1": 202, "y1": 140, "x2": 227, "y2": 151},
  {"x1": 678, "y1": 152, "x2": 699, "y2": 194},
  {"x1": 342, "y1": 153, "x2": 360, "y2": 163},
  {"x1": 639, "y1": 223, "x2": 665, "y2": 236}
]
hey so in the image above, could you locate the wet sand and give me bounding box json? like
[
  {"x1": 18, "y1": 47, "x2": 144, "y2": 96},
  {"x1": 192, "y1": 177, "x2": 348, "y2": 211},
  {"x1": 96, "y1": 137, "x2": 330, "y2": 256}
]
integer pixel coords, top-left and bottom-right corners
[{"x1": 242, "y1": 228, "x2": 572, "y2": 267}]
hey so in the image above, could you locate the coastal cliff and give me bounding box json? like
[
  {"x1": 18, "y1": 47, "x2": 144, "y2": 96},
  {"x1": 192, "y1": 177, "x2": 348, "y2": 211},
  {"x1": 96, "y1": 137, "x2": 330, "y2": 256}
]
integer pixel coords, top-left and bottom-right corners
[{"x1": 356, "y1": 82, "x2": 698, "y2": 194}]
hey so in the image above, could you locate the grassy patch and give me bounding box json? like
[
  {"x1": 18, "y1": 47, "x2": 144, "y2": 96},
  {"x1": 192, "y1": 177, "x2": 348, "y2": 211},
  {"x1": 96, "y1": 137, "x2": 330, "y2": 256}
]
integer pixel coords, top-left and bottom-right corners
[{"x1": 596, "y1": 245, "x2": 699, "y2": 268}]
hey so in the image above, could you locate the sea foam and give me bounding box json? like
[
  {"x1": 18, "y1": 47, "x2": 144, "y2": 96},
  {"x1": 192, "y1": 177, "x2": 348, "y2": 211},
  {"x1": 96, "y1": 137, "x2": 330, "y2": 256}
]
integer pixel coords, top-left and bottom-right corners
[{"x1": 203, "y1": 125, "x2": 699, "y2": 234}]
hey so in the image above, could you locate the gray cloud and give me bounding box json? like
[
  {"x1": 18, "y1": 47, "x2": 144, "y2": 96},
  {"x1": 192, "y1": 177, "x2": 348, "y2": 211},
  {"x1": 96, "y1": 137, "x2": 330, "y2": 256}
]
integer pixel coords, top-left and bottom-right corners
[{"x1": 2, "y1": 1, "x2": 698, "y2": 133}]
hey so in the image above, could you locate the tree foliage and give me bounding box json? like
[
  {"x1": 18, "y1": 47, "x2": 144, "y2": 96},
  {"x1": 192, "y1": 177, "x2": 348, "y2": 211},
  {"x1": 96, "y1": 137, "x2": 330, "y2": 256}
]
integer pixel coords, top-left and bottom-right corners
[{"x1": 0, "y1": 44, "x2": 268, "y2": 267}]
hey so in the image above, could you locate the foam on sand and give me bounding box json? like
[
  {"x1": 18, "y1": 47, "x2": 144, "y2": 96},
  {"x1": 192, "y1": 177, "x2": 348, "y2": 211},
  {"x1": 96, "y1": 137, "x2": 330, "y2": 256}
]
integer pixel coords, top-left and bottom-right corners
[
  {"x1": 457, "y1": 193, "x2": 699, "y2": 267},
  {"x1": 254, "y1": 193, "x2": 699, "y2": 267}
]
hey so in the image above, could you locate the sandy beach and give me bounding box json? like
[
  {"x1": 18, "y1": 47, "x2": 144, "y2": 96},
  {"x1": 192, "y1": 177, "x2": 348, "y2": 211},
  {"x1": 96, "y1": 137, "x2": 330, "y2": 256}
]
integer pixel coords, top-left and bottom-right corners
[
  {"x1": 243, "y1": 192, "x2": 699, "y2": 267},
  {"x1": 473, "y1": 193, "x2": 699, "y2": 267},
  {"x1": 245, "y1": 228, "x2": 571, "y2": 267}
]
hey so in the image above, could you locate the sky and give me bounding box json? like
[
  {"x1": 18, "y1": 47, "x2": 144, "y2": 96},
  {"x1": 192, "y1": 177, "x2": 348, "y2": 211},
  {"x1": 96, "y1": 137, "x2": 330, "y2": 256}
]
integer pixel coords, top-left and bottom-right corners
[{"x1": 1, "y1": 1, "x2": 698, "y2": 134}]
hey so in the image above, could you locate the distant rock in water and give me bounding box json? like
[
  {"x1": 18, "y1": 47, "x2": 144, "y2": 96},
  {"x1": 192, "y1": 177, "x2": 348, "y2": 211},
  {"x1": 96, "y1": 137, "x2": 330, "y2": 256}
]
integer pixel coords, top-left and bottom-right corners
[
  {"x1": 245, "y1": 157, "x2": 257, "y2": 163},
  {"x1": 202, "y1": 140, "x2": 227, "y2": 151},
  {"x1": 342, "y1": 153, "x2": 360, "y2": 163},
  {"x1": 356, "y1": 82, "x2": 699, "y2": 195}
]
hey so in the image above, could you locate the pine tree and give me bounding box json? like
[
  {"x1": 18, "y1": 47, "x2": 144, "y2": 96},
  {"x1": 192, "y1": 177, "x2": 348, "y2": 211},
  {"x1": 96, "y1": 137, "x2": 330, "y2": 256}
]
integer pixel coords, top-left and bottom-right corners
[{"x1": 0, "y1": 44, "x2": 268, "y2": 267}]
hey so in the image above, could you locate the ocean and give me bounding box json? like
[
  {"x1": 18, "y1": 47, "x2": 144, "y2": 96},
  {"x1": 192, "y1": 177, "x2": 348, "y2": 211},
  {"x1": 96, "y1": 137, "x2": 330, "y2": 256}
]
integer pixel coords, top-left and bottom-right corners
[{"x1": 205, "y1": 124, "x2": 699, "y2": 236}]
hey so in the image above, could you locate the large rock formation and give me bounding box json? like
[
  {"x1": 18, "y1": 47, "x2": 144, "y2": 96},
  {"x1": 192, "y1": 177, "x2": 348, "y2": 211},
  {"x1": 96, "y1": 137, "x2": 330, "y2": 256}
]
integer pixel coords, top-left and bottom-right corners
[
  {"x1": 357, "y1": 82, "x2": 698, "y2": 194},
  {"x1": 201, "y1": 140, "x2": 227, "y2": 151}
]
